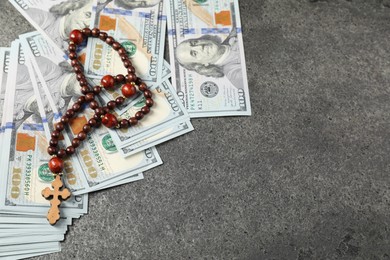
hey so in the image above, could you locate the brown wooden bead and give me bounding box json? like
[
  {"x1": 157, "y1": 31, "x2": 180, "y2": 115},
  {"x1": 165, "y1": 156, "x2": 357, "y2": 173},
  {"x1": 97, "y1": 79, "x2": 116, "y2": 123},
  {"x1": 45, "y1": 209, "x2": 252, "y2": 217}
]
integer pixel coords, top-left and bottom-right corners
[
  {"x1": 118, "y1": 48, "x2": 127, "y2": 55},
  {"x1": 99, "y1": 32, "x2": 108, "y2": 40},
  {"x1": 121, "y1": 55, "x2": 128, "y2": 62},
  {"x1": 72, "y1": 138, "x2": 80, "y2": 148},
  {"x1": 81, "y1": 86, "x2": 90, "y2": 94},
  {"x1": 73, "y1": 65, "x2": 82, "y2": 73},
  {"x1": 57, "y1": 149, "x2": 66, "y2": 158},
  {"x1": 49, "y1": 139, "x2": 58, "y2": 147},
  {"x1": 101, "y1": 75, "x2": 115, "y2": 89},
  {"x1": 115, "y1": 74, "x2": 125, "y2": 83},
  {"x1": 88, "y1": 118, "x2": 97, "y2": 127},
  {"x1": 127, "y1": 66, "x2": 135, "y2": 73},
  {"x1": 129, "y1": 117, "x2": 138, "y2": 126},
  {"x1": 145, "y1": 98, "x2": 154, "y2": 107},
  {"x1": 144, "y1": 90, "x2": 152, "y2": 98},
  {"x1": 91, "y1": 28, "x2": 100, "y2": 37},
  {"x1": 66, "y1": 109, "x2": 75, "y2": 117},
  {"x1": 71, "y1": 59, "x2": 79, "y2": 67},
  {"x1": 121, "y1": 83, "x2": 137, "y2": 98},
  {"x1": 77, "y1": 96, "x2": 86, "y2": 103},
  {"x1": 135, "y1": 111, "x2": 144, "y2": 120},
  {"x1": 60, "y1": 116, "x2": 69, "y2": 124},
  {"x1": 48, "y1": 157, "x2": 64, "y2": 173},
  {"x1": 123, "y1": 60, "x2": 132, "y2": 68},
  {"x1": 68, "y1": 44, "x2": 76, "y2": 52},
  {"x1": 141, "y1": 106, "x2": 150, "y2": 115},
  {"x1": 77, "y1": 73, "x2": 85, "y2": 81},
  {"x1": 106, "y1": 36, "x2": 114, "y2": 45},
  {"x1": 68, "y1": 52, "x2": 77, "y2": 60},
  {"x1": 107, "y1": 101, "x2": 116, "y2": 110},
  {"x1": 103, "y1": 106, "x2": 110, "y2": 114},
  {"x1": 136, "y1": 77, "x2": 143, "y2": 85},
  {"x1": 72, "y1": 102, "x2": 81, "y2": 112},
  {"x1": 51, "y1": 130, "x2": 61, "y2": 139},
  {"x1": 115, "y1": 96, "x2": 125, "y2": 105},
  {"x1": 55, "y1": 122, "x2": 64, "y2": 132},
  {"x1": 119, "y1": 119, "x2": 129, "y2": 128},
  {"x1": 139, "y1": 83, "x2": 147, "y2": 91},
  {"x1": 95, "y1": 107, "x2": 105, "y2": 116},
  {"x1": 85, "y1": 93, "x2": 95, "y2": 102},
  {"x1": 66, "y1": 146, "x2": 75, "y2": 155},
  {"x1": 82, "y1": 27, "x2": 92, "y2": 37},
  {"x1": 102, "y1": 113, "x2": 118, "y2": 128},
  {"x1": 89, "y1": 101, "x2": 99, "y2": 110},
  {"x1": 69, "y1": 29, "x2": 84, "y2": 45},
  {"x1": 112, "y1": 42, "x2": 121, "y2": 50},
  {"x1": 126, "y1": 73, "x2": 136, "y2": 82},
  {"x1": 93, "y1": 114, "x2": 101, "y2": 121},
  {"x1": 47, "y1": 146, "x2": 57, "y2": 155},
  {"x1": 79, "y1": 78, "x2": 88, "y2": 87},
  {"x1": 83, "y1": 124, "x2": 91, "y2": 133},
  {"x1": 77, "y1": 131, "x2": 87, "y2": 141},
  {"x1": 93, "y1": 85, "x2": 102, "y2": 94}
]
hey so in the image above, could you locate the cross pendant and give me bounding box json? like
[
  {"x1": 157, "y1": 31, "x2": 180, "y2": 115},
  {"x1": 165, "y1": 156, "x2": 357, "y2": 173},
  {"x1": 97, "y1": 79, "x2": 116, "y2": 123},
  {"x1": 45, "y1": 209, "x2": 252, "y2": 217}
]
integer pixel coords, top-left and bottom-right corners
[{"x1": 41, "y1": 174, "x2": 71, "y2": 225}]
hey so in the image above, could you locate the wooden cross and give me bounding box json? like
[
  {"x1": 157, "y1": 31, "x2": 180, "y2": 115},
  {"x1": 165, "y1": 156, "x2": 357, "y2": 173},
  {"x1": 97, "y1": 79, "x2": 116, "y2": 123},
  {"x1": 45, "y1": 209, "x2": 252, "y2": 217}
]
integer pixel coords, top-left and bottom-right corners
[{"x1": 41, "y1": 174, "x2": 71, "y2": 225}]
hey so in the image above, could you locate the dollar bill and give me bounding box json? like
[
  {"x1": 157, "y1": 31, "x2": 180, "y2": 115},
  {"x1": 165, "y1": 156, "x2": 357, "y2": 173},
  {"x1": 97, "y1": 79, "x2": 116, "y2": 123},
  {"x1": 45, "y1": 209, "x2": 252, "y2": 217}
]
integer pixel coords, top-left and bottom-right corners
[
  {"x1": 84, "y1": 0, "x2": 166, "y2": 83},
  {"x1": 9, "y1": 0, "x2": 96, "y2": 54},
  {"x1": 19, "y1": 31, "x2": 162, "y2": 194},
  {"x1": 109, "y1": 80, "x2": 190, "y2": 147},
  {"x1": 0, "y1": 48, "x2": 10, "y2": 166},
  {"x1": 120, "y1": 120, "x2": 194, "y2": 157},
  {"x1": 0, "y1": 40, "x2": 87, "y2": 217},
  {"x1": 166, "y1": 0, "x2": 251, "y2": 117},
  {"x1": 0, "y1": 241, "x2": 60, "y2": 257}
]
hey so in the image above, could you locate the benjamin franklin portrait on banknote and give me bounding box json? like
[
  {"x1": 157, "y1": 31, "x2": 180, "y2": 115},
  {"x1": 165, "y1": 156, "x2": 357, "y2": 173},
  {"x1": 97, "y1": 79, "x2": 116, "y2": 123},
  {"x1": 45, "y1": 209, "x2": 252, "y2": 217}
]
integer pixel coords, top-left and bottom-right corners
[
  {"x1": 175, "y1": 28, "x2": 243, "y2": 87},
  {"x1": 25, "y1": 0, "x2": 160, "y2": 50}
]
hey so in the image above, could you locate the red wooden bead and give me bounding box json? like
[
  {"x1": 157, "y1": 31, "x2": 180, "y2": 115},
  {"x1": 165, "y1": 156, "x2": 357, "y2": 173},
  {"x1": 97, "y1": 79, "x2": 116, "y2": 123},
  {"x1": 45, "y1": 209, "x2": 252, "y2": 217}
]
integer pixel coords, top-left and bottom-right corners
[
  {"x1": 47, "y1": 146, "x2": 57, "y2": 155},
  {"x1": 141, "y1": 106, "x2": 150, "y2": 115},
  {"x1": 129, "y1": 117, "x2": 138, "y2": 126},
  {"x1": 69, "y1": 29, "x2": 84, "y2": 45},
  {"x1": 135, "y1": 111, "x2": 144, "y2": 120},
  {"x1": 48, "y1": 157, "x2": 64, "y2": 173},
  {"x1": 145, "y1": 98, "x2": 154, "y2": 107},
  {"x1": 126, "y1": 73, "x2": 136, "y2": 82},
  {"x1": 102, "y1": 113, "x2": 118, "y2": 128},
  {"x1": 82, "y1": 28, "x2": 92, "y2": 37},
  {"x1": 57, "y1": 149, "x2": 66, "y2": 158},
  {"x1": 101, "y1": 75, "x2": 115, "y2": 89},
  {"x1": 144, "y1": 90, "x2": 152, "y2": 98},
  {"x1": 121, "y1": 83, "x2": 137, "y2": 98},
  {"x1": 139, "y1": 83, "x2": 147, "y2": 91}
]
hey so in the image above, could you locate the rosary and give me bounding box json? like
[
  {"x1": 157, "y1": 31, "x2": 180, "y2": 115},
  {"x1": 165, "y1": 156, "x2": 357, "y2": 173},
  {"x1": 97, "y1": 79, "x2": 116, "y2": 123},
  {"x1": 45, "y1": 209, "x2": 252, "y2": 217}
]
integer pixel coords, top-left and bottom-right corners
[{"x1": 41, "y1": 28, "x2": 154, "y2": 225}]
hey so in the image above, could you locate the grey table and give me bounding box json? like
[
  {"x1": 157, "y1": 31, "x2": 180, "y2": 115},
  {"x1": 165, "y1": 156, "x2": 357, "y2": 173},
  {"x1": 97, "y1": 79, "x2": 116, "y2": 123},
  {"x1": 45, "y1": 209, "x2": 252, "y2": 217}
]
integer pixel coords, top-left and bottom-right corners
[{"x1": 1, "y1": 0, "x2": 389, "y2": 259}]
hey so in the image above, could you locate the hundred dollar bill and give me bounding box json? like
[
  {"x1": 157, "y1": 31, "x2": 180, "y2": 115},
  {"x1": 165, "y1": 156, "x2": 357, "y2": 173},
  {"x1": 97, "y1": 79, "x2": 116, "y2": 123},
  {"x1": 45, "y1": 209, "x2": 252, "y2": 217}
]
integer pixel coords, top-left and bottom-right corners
[
  {"x1": 9, "y1": 0, "x2": 95, "y2": 54},
  {"x1": 0, "y1": 241, "x2": 60, "y2": 257},
  {"x1": 0, "y1": 48, "x2": 10, "y2": 164},
  {"x1": 109, "y1": 80, "x2": 190, "y2": 147},
  {"x1": 0, "y1": 40, "x2": 87, "y2": 217},
  {"x1": 84, "y1": 0, "x2": 166, "y2": 83},
  {"x1": 166, "y1": 0, "x2": 251, "y2": 117},
  {"x1": 19, "y1": 31, "x2": 162, "y2": 194},
  {"x1": 120, "y1": 120, "x2": 193, "y2": 157}
]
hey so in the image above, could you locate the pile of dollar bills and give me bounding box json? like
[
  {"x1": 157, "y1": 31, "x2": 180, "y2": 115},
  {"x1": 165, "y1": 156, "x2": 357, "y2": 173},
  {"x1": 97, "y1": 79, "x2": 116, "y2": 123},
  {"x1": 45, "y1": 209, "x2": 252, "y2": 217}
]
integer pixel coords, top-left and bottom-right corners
[{"x1": 0, "y1": 0, "x2": 251, "y2": 258}]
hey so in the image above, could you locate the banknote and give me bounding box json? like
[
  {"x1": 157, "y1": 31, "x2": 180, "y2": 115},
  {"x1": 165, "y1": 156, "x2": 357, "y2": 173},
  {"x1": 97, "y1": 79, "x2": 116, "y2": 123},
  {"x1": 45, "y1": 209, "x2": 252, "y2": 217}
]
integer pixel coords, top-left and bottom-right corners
[
  {"x1": 9, "y1": 0, "x2": 95, "y2": 54},
  {"x1": 109, "y1": 80, "x2": 190, "y2": 147},
  {"x1": 0, "y1": 40, "x2": 87, "y2": 217},
  {"x1": 120, "y1": 120, "x2": 194, "y2": 157},
  {"x1": 0, "y1": 241, "x2": 60, "y2": 257},
  {"x1": 0, "y1": 48, "x2": 10, "y2": 164},
  {"x1": 166, "y1": 0, "x2": 251, "y2": 117},
  {"x1": 19, "y1": 31, "x2": 162, "y2": 194},
  {"x1": 84, "y1": 0, "x2": 166, "y2": 83}
]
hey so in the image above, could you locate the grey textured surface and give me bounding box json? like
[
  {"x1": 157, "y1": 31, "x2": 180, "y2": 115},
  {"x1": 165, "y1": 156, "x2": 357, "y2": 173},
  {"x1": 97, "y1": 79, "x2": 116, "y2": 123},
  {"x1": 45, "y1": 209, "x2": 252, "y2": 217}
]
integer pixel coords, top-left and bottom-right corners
[{"x1": 1, "y1": 0, "x2": 390, "y2": 259}]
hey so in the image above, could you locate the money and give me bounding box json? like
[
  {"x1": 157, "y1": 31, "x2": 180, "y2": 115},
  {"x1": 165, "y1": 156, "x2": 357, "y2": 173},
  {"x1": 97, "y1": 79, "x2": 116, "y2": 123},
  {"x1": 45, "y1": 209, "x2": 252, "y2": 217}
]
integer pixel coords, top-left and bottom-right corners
[
  {"x1": 166, "y1": 0, "x2": 251, "y2": 117},
  {"x1": 84, "y1": 0, "x2": 166, "y2": 83},
  {"x1": 0, "y1": 48, "x2": 10, "y2": 167},
  {"x1": 108, "y1": 80, "x2": 190, "y2": 147},
  {"x1": 0, "y1": 40, "x2": 87, "y2": 217},
  {"x1": 19, "y1": 31, "x2": 162, "y2": 194}
]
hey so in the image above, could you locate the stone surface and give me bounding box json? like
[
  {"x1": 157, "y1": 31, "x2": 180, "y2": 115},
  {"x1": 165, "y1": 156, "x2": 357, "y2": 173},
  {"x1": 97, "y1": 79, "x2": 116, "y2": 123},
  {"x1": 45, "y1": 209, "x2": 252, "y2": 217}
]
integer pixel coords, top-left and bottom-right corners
[{"x1": 1, "y1": 0, "x2": 390, "y2": 259}]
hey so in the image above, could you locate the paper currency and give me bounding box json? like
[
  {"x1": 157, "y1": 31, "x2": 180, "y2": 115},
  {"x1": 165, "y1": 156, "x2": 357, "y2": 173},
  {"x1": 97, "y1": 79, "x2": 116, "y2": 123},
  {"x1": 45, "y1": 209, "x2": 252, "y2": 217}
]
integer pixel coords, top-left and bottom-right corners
[
  {"x1": 0, "y1": 48, "x2": 10, "y2": 164},
  {"x1": 19, "y1": 31, "x2": 162, "y2": 194},
  {"x1": 109, "y1": 80, "x2": 190, "y2": 147},
  {"x1": 0, "y1": 40, "x2": 87, "y2": 217},
  {"x1": 166, "y1": 0, "x2": 251, "y2": 117},
  {"x1": 84, "y1": 0, "x2": 166, "y2": 83}
]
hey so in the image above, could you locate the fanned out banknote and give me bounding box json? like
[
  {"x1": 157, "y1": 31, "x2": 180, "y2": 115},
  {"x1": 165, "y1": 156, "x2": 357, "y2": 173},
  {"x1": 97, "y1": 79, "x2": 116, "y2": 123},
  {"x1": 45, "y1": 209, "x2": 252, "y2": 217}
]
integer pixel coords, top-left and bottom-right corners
[
  {"x1": 0, "y1": 48, "x2": 10, "y2": 167},
  {"x1": 19, "y1": 31, "x2": 162, "y2": 195},
  {"x1": 166, "y1": 0, "x2": 251, "y2": 117},
  {"x1": 0, "y1": 40, "x2": 88, "y2": 217}
]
